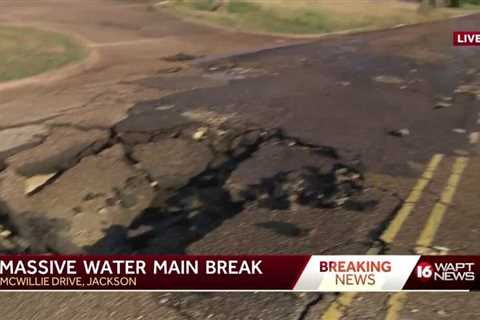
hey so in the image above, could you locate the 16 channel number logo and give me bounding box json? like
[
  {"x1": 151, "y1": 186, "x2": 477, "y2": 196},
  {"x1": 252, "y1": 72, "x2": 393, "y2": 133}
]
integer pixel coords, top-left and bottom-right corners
[{"x1": 416, "y1": 262, "x2": 433, "y2": 280}]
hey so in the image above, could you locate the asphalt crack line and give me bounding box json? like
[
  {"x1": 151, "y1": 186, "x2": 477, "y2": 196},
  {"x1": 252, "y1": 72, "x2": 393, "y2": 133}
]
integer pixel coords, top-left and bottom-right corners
[
  {"x1": 0, "y1": 115, "x2": 60, "y2": 131},
  {"x1": 385, "y1": 156, "x2": 469, "y2": 320},
  {"x1": 297, "y1": 294, "x2": 324, "y2": 320},
  {"x1": 320, "y1": 154, "x2": 444, "y2": 320}
]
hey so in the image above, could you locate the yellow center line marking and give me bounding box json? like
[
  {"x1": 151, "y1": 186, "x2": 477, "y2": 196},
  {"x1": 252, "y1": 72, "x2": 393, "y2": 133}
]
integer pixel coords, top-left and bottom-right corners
[
  {"x1": 322, "y1": 292, "x2": 357, "y2": 320},
  {"x1": 385, "y1": 157, "x2": 469, "y2": 320},
  {"x1": 385, "y1": 292, "x2": 408, "y2": 320},
  {"x1": 321, "y1": 154, "x2": 444, "y2": 320},
  {"x1": 416, "y1": 156, "x2": 469, "y2": 249},
  {"x1": 381, "y1": 154, "x2": 444, "y2": 244}
]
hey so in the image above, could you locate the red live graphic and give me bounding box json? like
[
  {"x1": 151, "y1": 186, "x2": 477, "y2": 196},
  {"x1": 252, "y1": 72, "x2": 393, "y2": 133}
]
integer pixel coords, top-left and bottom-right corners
[{"x1": 453, "y1": 32, "x2": 480, "y2": 46}]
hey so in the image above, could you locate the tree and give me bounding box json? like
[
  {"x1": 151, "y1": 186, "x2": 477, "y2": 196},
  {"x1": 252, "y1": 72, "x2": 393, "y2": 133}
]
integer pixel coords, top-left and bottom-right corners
[
  {"x1": 420, "y1": 0, "x2": 461, "y2": 8},
  {"x1": 450, "y1": 0, "x2": 460, "y2": 7}
]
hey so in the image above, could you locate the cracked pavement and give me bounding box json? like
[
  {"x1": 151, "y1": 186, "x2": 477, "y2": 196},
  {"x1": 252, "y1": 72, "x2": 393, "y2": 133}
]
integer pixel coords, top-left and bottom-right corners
[{"x1": 1, "y1": 0, "x2": 480, "y2": 319}]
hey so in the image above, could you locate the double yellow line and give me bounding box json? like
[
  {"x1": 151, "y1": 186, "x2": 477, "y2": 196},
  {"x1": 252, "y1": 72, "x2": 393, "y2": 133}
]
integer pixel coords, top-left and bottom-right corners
[
  {"x1": 380, "y1": 154, "x2": 444, "y2": 245},
  {"x1": 321, "y1": 155, "x2": 469, "y2": 320},
  {"x1": 416, "y1": 157, "x2": 469, "y2": 250},
  {"x1": 385, "y1": 156, "x2": 468, "y2": 320}
]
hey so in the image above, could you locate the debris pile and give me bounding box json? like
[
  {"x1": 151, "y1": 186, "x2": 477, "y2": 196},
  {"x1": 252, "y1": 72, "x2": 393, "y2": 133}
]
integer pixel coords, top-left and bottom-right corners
[
  {"x1": 237, "y1": 165, "x2": 364, "y2": 210},
  {"x1": 205, "y1": 61, "x2": 267, "y2": 81}
]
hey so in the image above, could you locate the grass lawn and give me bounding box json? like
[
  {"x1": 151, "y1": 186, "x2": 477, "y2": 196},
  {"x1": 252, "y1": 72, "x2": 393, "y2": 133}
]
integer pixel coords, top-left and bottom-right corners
[
  {"x1": 0, "y1": 26, "x2": 87, "y2": 82},
  {"x1": 167, "y1": 0, "x2": 480, "y2": 35}
]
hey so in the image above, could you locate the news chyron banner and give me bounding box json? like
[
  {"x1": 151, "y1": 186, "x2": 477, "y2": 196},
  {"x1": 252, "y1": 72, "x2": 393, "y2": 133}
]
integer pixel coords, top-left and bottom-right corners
[{"x1": 0, "y1": 255, "x2": 478, "y2": 291}]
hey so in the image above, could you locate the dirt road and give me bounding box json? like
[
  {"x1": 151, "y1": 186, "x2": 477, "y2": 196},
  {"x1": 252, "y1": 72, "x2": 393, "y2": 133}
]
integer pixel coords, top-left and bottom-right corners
[{"x1": 0, "y1": 1, "x2": 479, "y2": 319}]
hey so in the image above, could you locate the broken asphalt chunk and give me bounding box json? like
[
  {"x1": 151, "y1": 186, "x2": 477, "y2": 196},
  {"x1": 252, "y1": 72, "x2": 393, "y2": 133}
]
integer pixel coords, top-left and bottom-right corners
[
  {"x1": 193, "y1": 127, "x2": 208, "y2": 141},
  {"x1": 24, "y1": 173, "x2": 57, "y2": 195},
  {"x1": 0, "y1": 125, "x2": 48, "y2": 159},
  {"x1": 127, "y1": 225, "x2": 155, "y2": 240},
  {"x1": 131, "y1": 138, "x2": 213, "y2": 190},
  {"x1": 24, "y1": 145, "x2": 154, "y2": 250},
  {"x1": 389, "y1": 128, "x2": 410, "y2": 137},
  {"x1": 434, "y1": 101, "x2": 452, "y2": 109},
  {"x1": 7, "y1": 127, "x2": 110, "y2": 177},
  {"x1": 163, "y1": 53, "x2": 198, "y2": 62},
  {"x1": 452, "y1": 128, "x2": 467, "y2": 134},
  {"x1": 157, "y1": 66, "x2": 182, "y2": 74},
  {"x1": 373, "y1": 75, "x2": 405, "y2": 85}
]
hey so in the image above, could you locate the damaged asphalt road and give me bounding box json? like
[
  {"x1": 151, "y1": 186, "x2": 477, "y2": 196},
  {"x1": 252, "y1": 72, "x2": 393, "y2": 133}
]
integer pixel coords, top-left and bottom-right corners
[
  {"x1": 1, "y1": 11, "x2": 480, "y2": 320},
  {"x1": 0, "y1": 117, "x2": 377, "y2": 254}
]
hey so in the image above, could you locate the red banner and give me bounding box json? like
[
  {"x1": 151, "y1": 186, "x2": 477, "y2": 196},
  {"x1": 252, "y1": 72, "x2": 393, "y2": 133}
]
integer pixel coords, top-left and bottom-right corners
[
  {"x1": 0, "y1": 255, "x2": 309, "y2": 290},
  {"x1": 0, "y1": 255, "x2": 479, "y2": 291}
]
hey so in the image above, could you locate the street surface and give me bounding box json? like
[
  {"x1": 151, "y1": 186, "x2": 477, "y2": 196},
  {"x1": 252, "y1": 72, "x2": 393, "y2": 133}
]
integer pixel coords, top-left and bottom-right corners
[{"x1": 0, "y1": 0, "x2": 479, "y2": 319}]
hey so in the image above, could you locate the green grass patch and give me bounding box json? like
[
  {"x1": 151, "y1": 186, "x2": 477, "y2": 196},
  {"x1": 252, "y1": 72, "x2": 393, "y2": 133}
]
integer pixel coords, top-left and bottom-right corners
[
  {"x1": 226, "y1": 1, "x2": 259, "y2": 14},
  {"x1": 462, "y1": 0, "x2": 480, "y2": 5},
  {"x1": 169, "y1": 0, "x2": 480, "y2": 35},
  {"x1": 460, "y1": 0, "x2": 480, "y2": 9},
  {"x1": 243, "y1": 10, "x2": 329, "y2": 34},
  {"x1": 0, "y1": 26, "x2": 87, "y2": 82},
  {"x1": 192, "y1": 0, "x2": 216, "y2": 11},
  {"x1": 172, "y1": 0, "x2": 331, "y2": 34}
]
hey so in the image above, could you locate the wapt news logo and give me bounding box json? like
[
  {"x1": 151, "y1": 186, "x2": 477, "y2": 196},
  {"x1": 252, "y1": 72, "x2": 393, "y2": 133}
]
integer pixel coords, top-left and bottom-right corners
[{"x1": 416, "y1": 261, "x2": 475, "y2": 282}]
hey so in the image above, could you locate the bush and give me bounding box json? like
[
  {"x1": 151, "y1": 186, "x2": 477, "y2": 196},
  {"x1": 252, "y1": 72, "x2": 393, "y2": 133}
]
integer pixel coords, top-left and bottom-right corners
[{"x1": 460, "y1": 0, "x2": 480, "y2": 5}]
